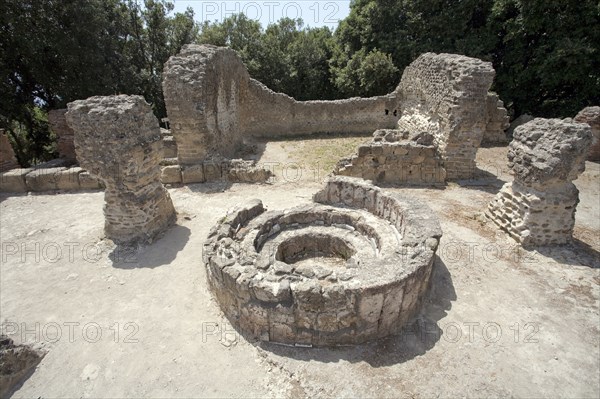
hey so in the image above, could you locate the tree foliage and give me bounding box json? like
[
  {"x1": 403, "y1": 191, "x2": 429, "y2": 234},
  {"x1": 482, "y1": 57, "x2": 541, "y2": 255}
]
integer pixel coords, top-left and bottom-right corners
[
  {"x1": 0, "y1": 0, "x2": 197, "y2": 165},
  {"x1": 1, "y1": 0, "x2": 598, "y2": 165}
]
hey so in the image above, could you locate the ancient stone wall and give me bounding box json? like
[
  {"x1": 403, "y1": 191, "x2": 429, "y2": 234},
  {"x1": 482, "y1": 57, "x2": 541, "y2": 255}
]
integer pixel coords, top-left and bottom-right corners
[
  {"x1": 397, "y1": 53, "x2": 496, "y2": 179},
  {"x1": 482, "y1": 92, "x2": 510, "y2": 144},
  {"x1": 48, "y1": 109, "x2": 77, "y2": 162},
  {"x1": 0, "y1": 131, "x2": 19, "y2": 172},
  {"x1": 66, "y1": 95, "x2": 176, "y2": 244},
  {"x1": 242, "y1": 79, "x2": 399, "y2": 137},
  {"x1": 163, "y1": 45, "x2": 399, "y2": 165},
  {"x1": 163, "y1": 46, "x2": 501, "y2": 181},
  {"x1": 574, "y1": 106, "x2": 600, "y2": 161},
  {"x1": 486, "y1": 118, "x2": 592, "y2": 246},
  {"x1": 334, "y1": 129, "x2": 445, "y2": 185}
]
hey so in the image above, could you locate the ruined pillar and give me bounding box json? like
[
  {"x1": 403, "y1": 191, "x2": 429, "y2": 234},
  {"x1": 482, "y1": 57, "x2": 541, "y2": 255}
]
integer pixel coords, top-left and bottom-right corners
[
  {"x1": 66, "y1": 95, "x2": 176, "y2": 244},
  {"x1": 486, "y1": 118, "x2": 592, "y2": 246}
]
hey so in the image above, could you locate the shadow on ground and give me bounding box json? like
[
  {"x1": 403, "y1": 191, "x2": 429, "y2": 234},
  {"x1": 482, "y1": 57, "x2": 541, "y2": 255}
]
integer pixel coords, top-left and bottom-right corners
[
  {"x1": 530, "y1": 239, "x2": 600, "y2": 269},
  {"x1": 255, "y1": 256, "x2": 456, "y2": 367},
  {"x1": 109, "y1": 223, "x2": 191, "y2": 269}
]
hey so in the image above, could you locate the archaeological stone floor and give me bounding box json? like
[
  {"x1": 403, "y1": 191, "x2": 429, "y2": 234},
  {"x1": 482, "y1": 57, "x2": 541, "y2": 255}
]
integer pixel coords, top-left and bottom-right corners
[{"x1": 1, "y1": 145, "x2": 598, "y2": 398}]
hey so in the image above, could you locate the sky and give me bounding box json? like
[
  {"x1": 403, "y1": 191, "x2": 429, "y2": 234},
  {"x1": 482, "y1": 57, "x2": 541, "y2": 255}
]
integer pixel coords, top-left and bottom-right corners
[{"x1": 171, "y1": 0, "x2": 351, "y2": 29}]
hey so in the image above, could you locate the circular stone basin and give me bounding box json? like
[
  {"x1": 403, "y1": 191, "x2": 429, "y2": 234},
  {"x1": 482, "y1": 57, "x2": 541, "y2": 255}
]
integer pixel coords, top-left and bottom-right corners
[{"x1": 203, "y1": 177, "x2": 442, "y2": 346}]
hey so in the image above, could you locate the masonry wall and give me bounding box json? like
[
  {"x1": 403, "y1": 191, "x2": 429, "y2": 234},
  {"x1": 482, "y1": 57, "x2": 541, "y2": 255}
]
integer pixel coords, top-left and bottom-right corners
[
  {"x1": 397, "y1": 53, "x2": 496, "y2": 179},
  {"x1": 334, "y1": 130, "x2": 446, "y2": 185},
  {"x1": 0, "y1": 131, "x2": 19, "y2": 172},
  {"x1": 163, "y1": 45, "x2": 399, "y2": 165},
  {"x1": 48, "y1": 109, "x2": 77, "y2": 162},
  {"x1": 242, "y1": 79, "x2": 399, "y2": 137},
  {"x1": 574, "y1": 106, "x2": 600, "y2": 161},
  {"x1": 482, "y1": 92, "x2": 510, "y2": 145}
]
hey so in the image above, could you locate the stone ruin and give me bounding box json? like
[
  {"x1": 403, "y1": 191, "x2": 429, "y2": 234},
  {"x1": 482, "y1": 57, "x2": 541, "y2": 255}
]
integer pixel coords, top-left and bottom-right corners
[
  {"x1": 483, "y1": 92, "x2": 510, "y2": 145},
  {"x1": 486, "y1": 118, "x2": 593, "y2": 246},
  {"x1": 162, "y1": 44, "x2": 399, "y2": 166},
  {"x1": 574, "y1": 106, "x2": 600, "y2": 161},
  {"x1": 1, "y1": 47, "x2": 510, "y2": 193},
  {"x1": 335, "y1": 129, "x2": 446, "y2": 185},
  {"x1": 0, "y1": 130, "x2": 19, "y2": 172},
  {"x1": 335, "y1": 52, "x2": 504, "y2": 183},
  {"x1": 0, "y1": 335, "x2": 44, "y2": 398},
  {"x1": 162, "y1": 46, "x2": 507, "y2": 184},
  {"x1": 66, "y1": 95, "x2": 176, "y2": 244},
  {"x1": 203, "y1": 176, "x2": 442, "y2": 346},
  {"x1": 48, "y1": 109, "x2": 77, "y2": 163}
]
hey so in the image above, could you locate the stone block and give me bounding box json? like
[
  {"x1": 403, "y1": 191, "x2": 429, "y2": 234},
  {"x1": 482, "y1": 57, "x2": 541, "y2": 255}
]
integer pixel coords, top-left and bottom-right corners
[
  {"x1": 161, "y1": 165, "x2": 182, "y2": 184},
  {"x1": 181, "y1": 165, "x2": 205, "y2": 183},
  {"x1": 25, "y1": 167, "x2": 67, "y2": 191},
  {"x1": 0, "y1": 168, "x2": 33, "y2": 192}
]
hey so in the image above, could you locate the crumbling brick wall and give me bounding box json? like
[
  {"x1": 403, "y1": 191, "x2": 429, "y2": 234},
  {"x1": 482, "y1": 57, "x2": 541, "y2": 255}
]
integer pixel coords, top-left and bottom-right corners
[
  {"x1": 482, "y1": 92, "x2": 510, "y2": 145},
  {"x1": 48, "y1": 109, "x2": 77, "y2": 162},
  {"x1": 0, "y1": 131, "x2": 19, "y2": 172},
  {"x1": 66, "y1": 95, "x2": 176, "y2": 244},
  {"x1": 334, "y1": 129, "x2": 445, "y2": 185},
  {"x1": 397, "y1": 53, "x2": 496, "y2": 179},
  {"x1": 162, "y1": 44, "x2": 399, "y2": 165},
  {"x1": 486, "y1": 118, "x2": 592, "y2": 246},
  {"x1": 574, "y1": 106, "x2": 600, "y2": 161},
  {"x1": 163, "y1": 46, "x2": 502, "y2": 181}
]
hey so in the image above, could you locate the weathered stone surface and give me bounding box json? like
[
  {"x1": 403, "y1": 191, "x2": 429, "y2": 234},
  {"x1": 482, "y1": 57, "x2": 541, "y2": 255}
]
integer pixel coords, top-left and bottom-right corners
[
  {"x1": 487, "y1": 118, "x2": 593, "y2": 246},
  {"x1": 397, "y1": 53, "x2": 496, "y2": 179},
  {"x1": 508, "y1": 118, "x2": 591, "y2": 189},
  {"x1": 574, "y1": 106, "x2": 600, "y2": 161},
  {"x1": 25, "y1": 167, "x2": 67, "y2": 191},
  {"x1": 0, "y1": 335, "x2": 44, "y2": 398},
  {"x1": 162, "y1": 134, "x2": 178, "y2": 159},
  {"x1": 507, "y1": 114, "x2": 534, "y2": 138},
  {"x1": 78, "y1": 171, "x2": 103, "y2": 190},
  {"x1": 162, "y1": 44, "x2": 399, "y2": 165},
  {"x1": 161, "y1": 165, "x2": 182, "y2": 184},
  {"x1": 0, "y1": 168, "x2": 32, "y2": 192},
  {"x1": 204, "y1": 177, "x2": 442, "y2": 346},
  {"x1": 66, "y1": 95, "x2": 176, "y2": 244},
  {"x1": 334, "y1": 129, "x2": 446, "y2": 185},
  {"x1": 55, "y1": 167, "x2": 83, "y2": 190},
  {"x1": 482, "y1": 92, "x2": 510, "y2": 144},
  {"x1": 181, "y1": 165, "x2": 205, "y2": 184},
  {"x1": 0, "y1": 131, "x2": 19, "y2": 172},
  {"x1": 48, "y1": 109, "x2": 77, "y2": 162}
]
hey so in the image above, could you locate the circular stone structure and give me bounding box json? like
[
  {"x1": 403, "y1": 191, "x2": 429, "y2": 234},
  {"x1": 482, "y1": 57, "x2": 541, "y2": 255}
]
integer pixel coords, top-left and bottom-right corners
[{"x1": 203, "y1": 177, "x2": 442, "y2": 346}]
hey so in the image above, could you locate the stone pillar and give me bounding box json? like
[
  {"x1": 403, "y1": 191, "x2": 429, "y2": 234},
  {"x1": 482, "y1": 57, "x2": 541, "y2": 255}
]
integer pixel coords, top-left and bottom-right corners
[
  {"x1": 486, "y1": 118, "x2": 592, "y2": 246},
  {"x1": 0, "y1": 130, "x2": 19, "y2": 172},
  {"x1": 162, "y1": 45, "x2": 248, "y2": 165},
  {"x1": 66, "y1": 95, "x2": 176, "y2": 244},
  {"x1": 574, "y1": 106, "x2": 600, "y2": 161},
  {"x1": 396, "y1": 53, "x2": 496, "y2": 179},
  {"x1": 48, "y1": 109, "x2": 77, "y2": 162}
]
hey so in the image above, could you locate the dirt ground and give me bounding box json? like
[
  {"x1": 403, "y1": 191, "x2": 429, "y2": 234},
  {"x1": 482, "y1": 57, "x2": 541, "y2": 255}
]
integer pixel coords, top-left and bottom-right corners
[{"x1": 1, "y1": 136, "x2": 599, "y2": 398}]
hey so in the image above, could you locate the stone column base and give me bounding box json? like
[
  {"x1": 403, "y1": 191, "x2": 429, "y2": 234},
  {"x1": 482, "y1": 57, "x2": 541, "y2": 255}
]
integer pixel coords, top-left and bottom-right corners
[{"x1": 486, "y1": 181, "x2": 579, "y2": 246}]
